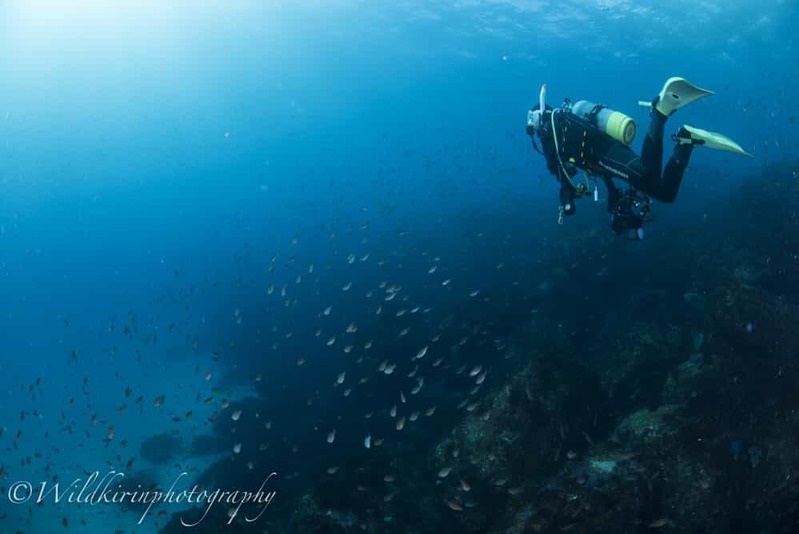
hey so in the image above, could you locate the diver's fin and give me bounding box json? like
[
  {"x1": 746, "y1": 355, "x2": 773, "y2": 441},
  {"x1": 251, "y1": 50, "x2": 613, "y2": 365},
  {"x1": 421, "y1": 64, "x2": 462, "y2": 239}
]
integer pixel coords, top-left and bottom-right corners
[
  {"x1": 638, "y1": 77, "x2": 715, "y2": 116},
  {"x1": 677, "y1": 125, "x2": 753, "y2": 157}
]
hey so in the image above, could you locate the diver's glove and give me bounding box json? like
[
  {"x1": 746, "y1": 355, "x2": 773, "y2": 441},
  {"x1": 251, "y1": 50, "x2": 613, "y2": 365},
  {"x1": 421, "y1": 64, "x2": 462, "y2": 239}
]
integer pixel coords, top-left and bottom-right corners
[{"x1": 610, "y1": 189, "x2": 651, "y2": 239}]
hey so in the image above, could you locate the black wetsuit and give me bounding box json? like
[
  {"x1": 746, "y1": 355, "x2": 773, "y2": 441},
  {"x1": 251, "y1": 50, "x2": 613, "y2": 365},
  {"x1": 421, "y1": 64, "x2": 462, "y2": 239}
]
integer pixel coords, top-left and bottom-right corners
[{"x1": 527, "y1": 106, "x2": 694, "y2": 218}]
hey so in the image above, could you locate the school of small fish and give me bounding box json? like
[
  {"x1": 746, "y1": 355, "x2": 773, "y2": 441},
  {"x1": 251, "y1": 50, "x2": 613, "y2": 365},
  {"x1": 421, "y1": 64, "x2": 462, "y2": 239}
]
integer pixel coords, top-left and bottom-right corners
[{"x1": 0, "y1": 132, "x2": 565, "y2": 533}]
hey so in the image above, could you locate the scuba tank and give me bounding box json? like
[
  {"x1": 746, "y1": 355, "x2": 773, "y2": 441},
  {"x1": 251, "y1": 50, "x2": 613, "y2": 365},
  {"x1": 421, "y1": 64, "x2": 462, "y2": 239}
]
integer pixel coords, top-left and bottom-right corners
[{"x1": 570, "y1": 100, "x2": 637, "y2": 145}]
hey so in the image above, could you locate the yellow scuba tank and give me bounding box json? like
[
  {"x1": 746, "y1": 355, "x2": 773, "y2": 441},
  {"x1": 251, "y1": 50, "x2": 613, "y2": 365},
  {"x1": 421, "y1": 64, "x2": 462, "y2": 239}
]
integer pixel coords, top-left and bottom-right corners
[{"x1": 571, "y1": 100, "x2": 636, "y2": 145}]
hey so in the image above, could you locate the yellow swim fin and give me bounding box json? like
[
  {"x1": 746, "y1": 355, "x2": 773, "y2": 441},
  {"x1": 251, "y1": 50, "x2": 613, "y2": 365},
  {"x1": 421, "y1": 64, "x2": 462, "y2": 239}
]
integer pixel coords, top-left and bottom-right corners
[
  {"x1": 678, "y1": 125, "x2": 753, "y2": 158},
  {"x1": 638, "y1": 77, "x2": 715, "y2": 116}
]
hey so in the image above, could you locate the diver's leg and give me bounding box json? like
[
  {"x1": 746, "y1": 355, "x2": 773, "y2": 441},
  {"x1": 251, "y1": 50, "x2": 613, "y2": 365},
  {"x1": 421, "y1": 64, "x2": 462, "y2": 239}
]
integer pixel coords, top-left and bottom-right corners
[
  {"x1": 640, "y1": 110, "x2": 667, "y2": 176},
  {"x1": 596, "y1": 111, "x2": 693, "y2": 202},
  {"x1": 656, "y1": 141, "x2": 694, "y2": 203}
]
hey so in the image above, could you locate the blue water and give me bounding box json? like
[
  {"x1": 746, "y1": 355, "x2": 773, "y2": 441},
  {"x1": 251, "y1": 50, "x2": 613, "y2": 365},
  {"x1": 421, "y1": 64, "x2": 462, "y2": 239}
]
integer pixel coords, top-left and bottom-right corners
[{"x1": 1, "y1": 1, "x2": 797, "y2": 532}]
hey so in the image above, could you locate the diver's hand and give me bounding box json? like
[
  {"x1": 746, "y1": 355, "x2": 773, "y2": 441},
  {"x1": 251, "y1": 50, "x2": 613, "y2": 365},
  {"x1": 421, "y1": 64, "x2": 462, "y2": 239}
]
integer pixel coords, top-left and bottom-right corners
[{"x1": 527, "y1": 109, "x2": 542, "y2": 131}]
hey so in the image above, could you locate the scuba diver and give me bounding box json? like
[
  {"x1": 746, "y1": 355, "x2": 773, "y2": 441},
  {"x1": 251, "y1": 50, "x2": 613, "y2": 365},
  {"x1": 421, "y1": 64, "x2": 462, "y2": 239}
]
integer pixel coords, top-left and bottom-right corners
[{"x1": 525, "y1": 77, "x2": 751, "y2": 239}]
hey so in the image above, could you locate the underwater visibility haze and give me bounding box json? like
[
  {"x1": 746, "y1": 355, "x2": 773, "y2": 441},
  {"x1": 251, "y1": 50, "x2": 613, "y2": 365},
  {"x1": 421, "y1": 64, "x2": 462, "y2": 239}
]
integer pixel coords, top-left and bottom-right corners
[{"x1": 1, "y1": 0, "x2": 798, "y2": 532}]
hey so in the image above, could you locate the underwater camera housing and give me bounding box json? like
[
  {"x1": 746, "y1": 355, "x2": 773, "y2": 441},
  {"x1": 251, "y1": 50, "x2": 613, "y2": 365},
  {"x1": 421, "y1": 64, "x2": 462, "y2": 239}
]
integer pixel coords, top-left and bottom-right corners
[{"x1": 571, "y1": 100, "x2": 637, "y2": 145}]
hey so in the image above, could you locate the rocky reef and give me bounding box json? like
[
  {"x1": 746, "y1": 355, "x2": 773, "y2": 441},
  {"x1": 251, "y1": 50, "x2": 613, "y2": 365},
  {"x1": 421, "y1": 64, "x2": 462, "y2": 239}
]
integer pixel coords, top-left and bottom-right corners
[{"x1": 166, "y1": 160, "x2": 799, "y2": 533}]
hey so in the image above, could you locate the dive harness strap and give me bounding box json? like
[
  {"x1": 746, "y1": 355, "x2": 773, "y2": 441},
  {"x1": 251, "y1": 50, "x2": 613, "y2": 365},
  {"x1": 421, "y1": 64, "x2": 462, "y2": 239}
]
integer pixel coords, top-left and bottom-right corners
[{"x1": 585, "y1": 103, "x2": 608, "y2": 125}]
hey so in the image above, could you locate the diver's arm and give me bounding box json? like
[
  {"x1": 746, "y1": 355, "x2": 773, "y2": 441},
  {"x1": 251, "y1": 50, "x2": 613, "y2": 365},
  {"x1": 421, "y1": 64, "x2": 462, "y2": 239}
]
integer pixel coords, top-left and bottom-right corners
[
  {"x1": 528, "y1": 109, "x2": 577, "y2": 216},
  {"x1": 559, "y1": 180, "x2": 577, "y2": 215},
  {"x1": 600, "y1": 175, "x2": 621, "y2": 214}
]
